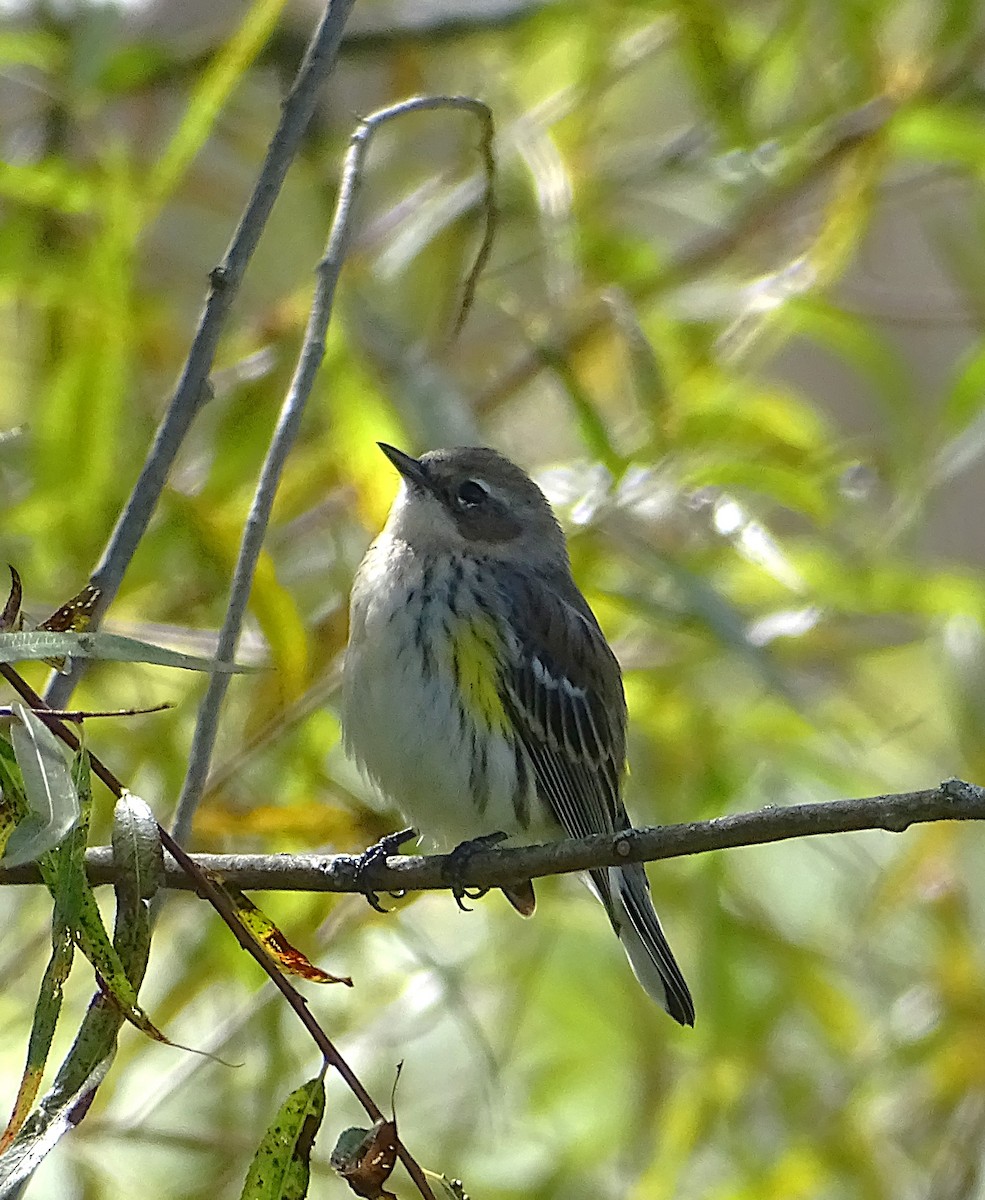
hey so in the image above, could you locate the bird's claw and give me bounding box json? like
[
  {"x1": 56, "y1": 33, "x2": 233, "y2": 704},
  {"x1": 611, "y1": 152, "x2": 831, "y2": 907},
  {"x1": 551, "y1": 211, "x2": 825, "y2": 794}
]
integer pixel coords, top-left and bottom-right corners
[
  {"x1": 453, "y1": 886, "x2": 491, "y2": 912},
  {"x1": 443, "y1": 832, "x2": 507, "y2": 911},
  {"x1": 354, "y1": 827, "x2": 417, "y2": 911}
]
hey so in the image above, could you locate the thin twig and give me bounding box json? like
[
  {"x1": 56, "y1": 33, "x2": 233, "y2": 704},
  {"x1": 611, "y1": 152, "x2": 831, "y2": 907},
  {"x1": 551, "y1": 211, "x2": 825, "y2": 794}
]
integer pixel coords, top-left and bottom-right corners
[
  {"x1": 43, "y1": 0, "x2": 358, "y2": 712},
  {"x1": 446, "y1": 99, "x2": 496, "y2": 340},
  {"x1": 4, "y1": 779, "x2": 983, "y2": 893},
  {"x1": 0, "y1": 667, "x2": 437, "y2": 1200},
  {"x1": 0, "y1": 704, "x2": 173, "y2": 720},
  {"x1": 170, "y1": 95, "x2": 498, "y2": 848}
]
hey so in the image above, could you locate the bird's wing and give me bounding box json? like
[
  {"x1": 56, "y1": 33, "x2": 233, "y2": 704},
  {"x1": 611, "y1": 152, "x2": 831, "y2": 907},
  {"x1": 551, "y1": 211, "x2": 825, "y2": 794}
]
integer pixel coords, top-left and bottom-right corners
[{"x1": 497, "y1": 567, "x2": 629, "y2": 871}]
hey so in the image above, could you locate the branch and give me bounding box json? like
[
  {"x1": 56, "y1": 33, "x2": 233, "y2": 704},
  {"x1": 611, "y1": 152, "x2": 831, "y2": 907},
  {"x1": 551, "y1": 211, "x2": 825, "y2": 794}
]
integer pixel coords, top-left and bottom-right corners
[
  {"x1": 3, "y1": 780, "x2": 982, "y2": 893},
  {"x1": 43, "y1": 0, "x2": 358, "y2": 712},
  {"x1": 170, "y1": 94, "x2": 496, "y2": 847},
  {"x1": 0, "y1": 668, "x2": 437, "y2": 1200}
]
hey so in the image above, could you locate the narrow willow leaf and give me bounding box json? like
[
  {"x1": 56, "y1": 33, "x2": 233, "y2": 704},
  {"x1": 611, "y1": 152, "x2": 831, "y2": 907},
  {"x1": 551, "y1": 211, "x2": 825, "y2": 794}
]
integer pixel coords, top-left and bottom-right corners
[
  {"x1": 0, "y1": 780, "x2": 22, "y2": 859},
  {"x1": 0, "y1": 629, "x2": 259, "y2": 671},
  {"x1": 0, "y1": 159, "x2": 96, "y2": 216},
  {"x1": 2, "y1": 748, "x2": 92, "y2": 1147},
  {"x1": 0, "y1": 927, "x2": 74, "y2": 1153},
  {"x1": 241, "y1": 1073, "x2": 326, "y2": 1200},
  {"x1": 0, "y1": 29, "x2": 64, "y2": 72},
  {"x1": 111, "y1": 792, "x2": 163, "y2": 906},
  {"x1": 1, "y1": 564, "x2": 22, "y2": 630},
  {"x1": 72, "y1": 887, "x2": 167, "y2": 1043},
  {"x1": 221, "y1": 883, "x2": 352, "y2": 985},
  {"x1": 146, "y1": 0, "x2": 287, "y2": 210},
  {"x1": 603, "y1": 288, "x2": 669, "y2": 443},
  {"x1": 3, "y1": 705, "x2": 80, "y2": 867},
  {"x1": 6, "y1": 783, "x2": 164, "y2": 1189},
  {"x1": 0, "y1": 1058, "x2": 111, "y2": 1199},
  {"x1": 23, "y1": 754, "x2": 169, "y2": 1047},
  {"x1": 537, "y1": 345, "x2": 624, "y2": 475},
  {"x1": 102, "y1": 795, "x2": 159, "y2": 1045}
]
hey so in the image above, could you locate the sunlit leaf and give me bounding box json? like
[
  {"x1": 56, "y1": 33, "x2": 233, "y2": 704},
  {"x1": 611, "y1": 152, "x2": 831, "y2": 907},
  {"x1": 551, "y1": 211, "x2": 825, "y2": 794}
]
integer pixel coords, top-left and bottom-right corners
[
  {"x1": 0, "y1": 161, "x2": 96, "y2": 216},
  {"x1": 96, "y1": 43, "x2": 182, "y2": 95},
  {"x1": 241, "y1": 1073, "x2": 326, "y2": 1200},
  {"x1": 3, "y1": 705, "x2": 80, "y2": 868},
  {"x1": 220, "y1": 883, "x2": 352, "y2": 985},
  {"x1": 0, "y1": 1057, "x2": 112, "y2": 1197},
  {"x1": 145, "y1": 0, "x2": 288, "y2": 210},
  {"x1": 891, "y1": 104, "x2": 985, "y2": 167},
  {"x1": 0, "y1": 630, "x2": 259, "y2": 671}
]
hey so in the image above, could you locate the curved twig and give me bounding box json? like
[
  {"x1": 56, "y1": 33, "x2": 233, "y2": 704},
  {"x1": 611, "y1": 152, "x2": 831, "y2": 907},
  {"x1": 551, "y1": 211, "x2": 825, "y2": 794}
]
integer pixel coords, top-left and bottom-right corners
[{"x1": 169, "y1": 95, "x2": 499, "y2": 852}]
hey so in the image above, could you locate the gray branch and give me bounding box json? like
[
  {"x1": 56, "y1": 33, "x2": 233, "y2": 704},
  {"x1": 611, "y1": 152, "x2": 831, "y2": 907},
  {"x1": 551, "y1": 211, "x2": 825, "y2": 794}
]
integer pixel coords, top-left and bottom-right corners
[
  {"x1": 3, "y1": 779, "x2": 982, "y2": 892},
  {"x1": 43, "y1": 0, "x2": 358, "y2": 712},
  {"x1": 170, "y1": 94, "x2": 497, "y2": 845}
]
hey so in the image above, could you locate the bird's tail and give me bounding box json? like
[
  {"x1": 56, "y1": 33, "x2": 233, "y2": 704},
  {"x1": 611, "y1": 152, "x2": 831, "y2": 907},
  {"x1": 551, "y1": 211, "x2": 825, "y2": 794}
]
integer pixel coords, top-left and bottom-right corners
[{"x1": 607, "y1": 863, "x2": 694, "y2": 1026}]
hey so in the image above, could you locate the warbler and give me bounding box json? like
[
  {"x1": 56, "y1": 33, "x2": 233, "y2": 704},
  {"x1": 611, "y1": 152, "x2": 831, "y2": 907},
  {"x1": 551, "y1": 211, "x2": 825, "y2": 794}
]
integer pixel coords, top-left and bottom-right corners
[{"x1": 342, "y1": 443, "x2": 694, "y2": 1026}]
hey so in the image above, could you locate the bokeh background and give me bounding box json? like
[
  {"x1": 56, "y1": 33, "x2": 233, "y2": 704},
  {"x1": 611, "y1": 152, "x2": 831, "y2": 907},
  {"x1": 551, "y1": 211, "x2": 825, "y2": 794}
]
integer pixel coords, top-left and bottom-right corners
[{"x1": 3, "y1": 1, "x2": 985, "y2": 1197}]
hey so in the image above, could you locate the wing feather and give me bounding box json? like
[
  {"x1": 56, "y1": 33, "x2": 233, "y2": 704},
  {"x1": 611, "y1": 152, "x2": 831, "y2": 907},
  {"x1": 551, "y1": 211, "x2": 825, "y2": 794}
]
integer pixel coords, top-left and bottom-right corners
[
  {"x1": 493, "y1": 564, "x2": 694, "y2": 1024},
  {"x1": 495, "y1": 567, "x2": 628, "y2": 906}
]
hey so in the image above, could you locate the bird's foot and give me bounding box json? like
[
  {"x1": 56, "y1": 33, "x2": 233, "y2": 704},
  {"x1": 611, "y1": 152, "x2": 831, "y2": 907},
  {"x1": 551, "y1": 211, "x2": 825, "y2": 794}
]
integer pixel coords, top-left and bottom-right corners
[
  {"x1": 443, "y1": 831, "x2": 508, "y2": 911},
  {"x1": 354, "y1": 827, "x2": 417, "y2": 912}
]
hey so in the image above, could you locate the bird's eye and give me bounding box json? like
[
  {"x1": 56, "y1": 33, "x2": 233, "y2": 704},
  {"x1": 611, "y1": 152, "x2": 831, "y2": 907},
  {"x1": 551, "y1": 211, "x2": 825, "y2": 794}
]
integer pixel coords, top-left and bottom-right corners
[{"x1": 456, "y1": 479, "x2": 488, "y2": 508}]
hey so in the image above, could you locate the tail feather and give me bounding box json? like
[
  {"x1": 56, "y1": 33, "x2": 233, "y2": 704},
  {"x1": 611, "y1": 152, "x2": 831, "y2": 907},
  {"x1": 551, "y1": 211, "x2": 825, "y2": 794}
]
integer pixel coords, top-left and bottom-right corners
[
  {"x1": 501, "y1": 879, "x2": 537, "y2": 916},
  {"x1": 610, "y1": 864, "x2": 694, "y2": 1026}
]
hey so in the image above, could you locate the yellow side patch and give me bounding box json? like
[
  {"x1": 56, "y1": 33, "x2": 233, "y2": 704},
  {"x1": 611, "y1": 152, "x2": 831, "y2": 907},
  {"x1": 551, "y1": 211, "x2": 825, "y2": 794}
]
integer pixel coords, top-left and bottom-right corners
[{"x1": 449, "y1": 614, "x2": 510, "y2": 734}]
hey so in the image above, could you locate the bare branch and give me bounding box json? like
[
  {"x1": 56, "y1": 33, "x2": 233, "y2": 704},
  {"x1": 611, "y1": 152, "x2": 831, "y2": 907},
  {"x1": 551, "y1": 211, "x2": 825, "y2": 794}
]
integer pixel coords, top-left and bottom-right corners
[
  {"x1": 4, "y1": 779, "x2": 982, "y2": 894},
  {"x1": 43, "y1": 0, "x2": 358, "y2": 711},
  {"x1": 170, "y1": 94, "x2": 499, "y2": 848},
  {"x1": 0, "y1": 670, "x2": 437, "y2": 1200}
]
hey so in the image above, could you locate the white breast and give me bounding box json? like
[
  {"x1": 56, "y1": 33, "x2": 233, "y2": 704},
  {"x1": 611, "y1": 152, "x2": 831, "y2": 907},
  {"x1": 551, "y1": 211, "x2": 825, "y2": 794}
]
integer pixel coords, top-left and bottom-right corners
[{"x1": 342, "y1": 540, "x2": 545, "y2": 849}]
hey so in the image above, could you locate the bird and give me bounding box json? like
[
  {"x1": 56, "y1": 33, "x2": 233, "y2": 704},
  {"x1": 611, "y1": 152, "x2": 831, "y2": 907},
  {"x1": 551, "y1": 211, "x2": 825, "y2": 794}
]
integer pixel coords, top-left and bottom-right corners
[{"x1": 341, "y1": 443, "x2": 694, "y2": 1026}]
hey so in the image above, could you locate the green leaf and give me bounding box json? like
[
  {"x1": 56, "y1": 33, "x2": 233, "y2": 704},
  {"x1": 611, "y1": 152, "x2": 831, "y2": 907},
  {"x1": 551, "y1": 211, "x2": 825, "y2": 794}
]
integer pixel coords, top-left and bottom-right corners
[
  {"x1": 680, "y1": 459, "x2": 831, "y2": 522},
  {"x1": 891, "y1": 104, "x2": 985, "y2": 169},
  {"x1": 941, "y1": 339, "x2": 985, "y2": 436},
  {"x1": 3, "y1": 706, "x2": 80, "y2": 868},
  {"x1": 111, "y1": 792, "x2": 164, "y2": 907},
  {"x1": 0, "y1": 741, "x2": 26, "y2": 859},
  {"x1": 0, "y1": 926, "x2": 74, "y2": 1153},
  {"x1": 70, "y1": 885, "x2": 166, "y2": 1042},
  {"x1": 96, "y1": 43, "x2": 181, "y2": 95},
  {"x1": 0, "y1": 1057, "x2": 113, "y2": 1197},
  {"x1": 0, "y1": 29, "x2": 64, "y2": 71},
  {"x1": 31, "y1": 780, "x2": 159, "y2": 1134},
  {"x1": 677, "y1": 0, "x2": 749, "y2": 146},
  {"x1": 0, "y1": 630, "x2": 260, "y2": 672},
  {"x1": 0, "y1": 160, "x2": 96, "y2": 216},
  {"x1": 537, "y1": 346, "x2": 625, "y2": 474},
  {"x1": 240, "y1": 1073, "x2": 326, "y2": 1200}
]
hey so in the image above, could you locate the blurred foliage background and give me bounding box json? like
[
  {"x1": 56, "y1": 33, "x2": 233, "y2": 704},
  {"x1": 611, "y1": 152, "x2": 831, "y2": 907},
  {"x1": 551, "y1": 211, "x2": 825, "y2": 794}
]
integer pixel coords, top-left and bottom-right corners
[{"x1": 3, "y1": 0, "x2": 985, "y2": 1196}]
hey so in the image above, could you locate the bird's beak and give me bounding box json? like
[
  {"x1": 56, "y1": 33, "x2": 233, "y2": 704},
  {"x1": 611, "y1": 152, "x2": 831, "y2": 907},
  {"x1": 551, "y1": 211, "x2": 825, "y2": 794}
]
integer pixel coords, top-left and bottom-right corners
[{"x1": 377, "y1": 443, "x2": 432, "y2": 493}]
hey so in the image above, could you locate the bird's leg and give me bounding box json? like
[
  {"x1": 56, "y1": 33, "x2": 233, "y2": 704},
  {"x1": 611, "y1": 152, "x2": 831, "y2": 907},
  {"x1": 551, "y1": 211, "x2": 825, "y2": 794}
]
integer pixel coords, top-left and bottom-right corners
[
  {"x1": 443, "y1": 831, "x2": 508, "y2": 911},
  {"x1": 353, "y1": 827, "x2": 417, "y2": 912}
]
